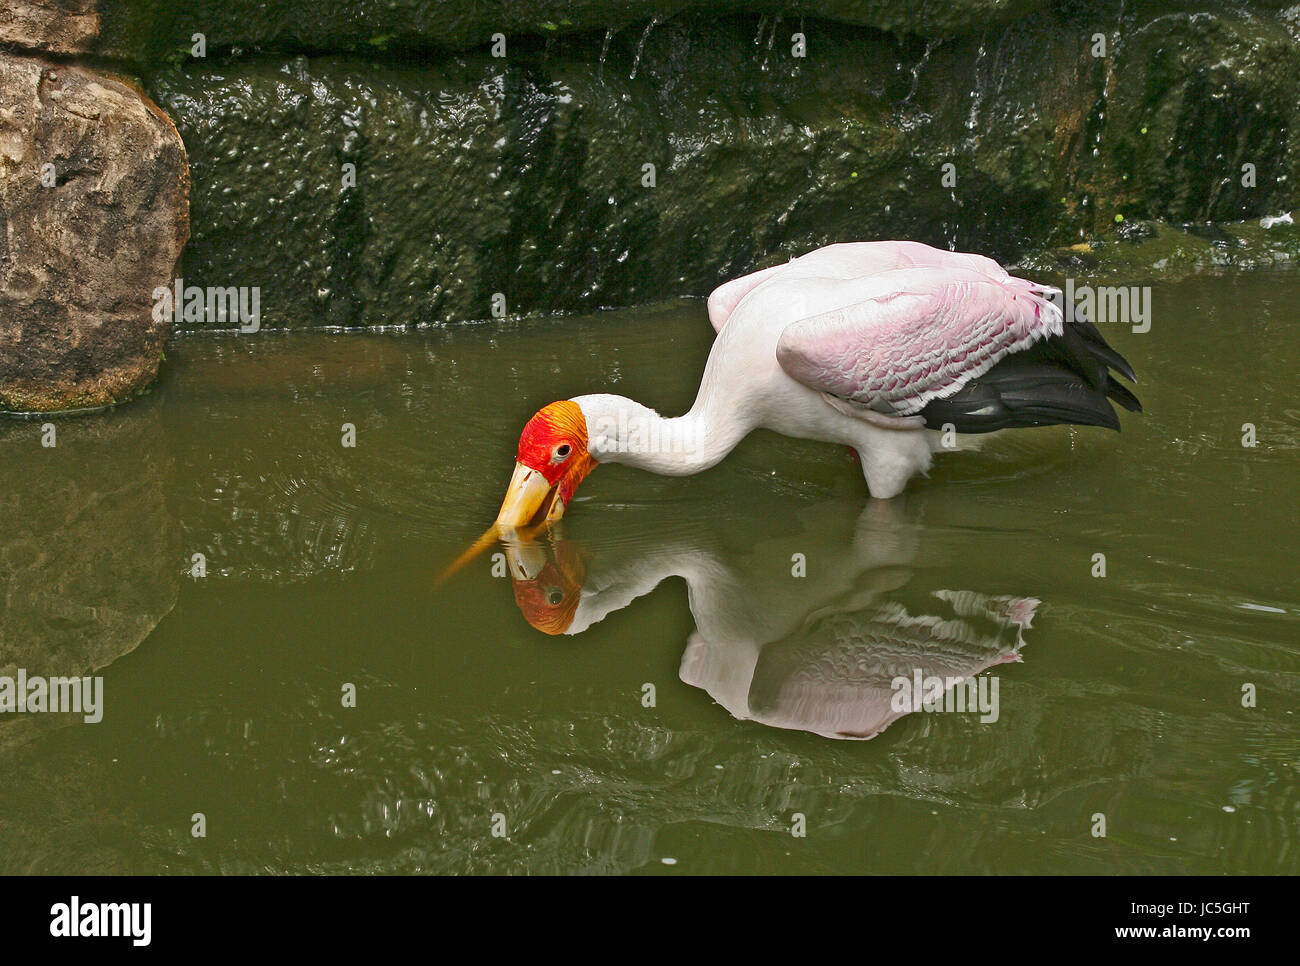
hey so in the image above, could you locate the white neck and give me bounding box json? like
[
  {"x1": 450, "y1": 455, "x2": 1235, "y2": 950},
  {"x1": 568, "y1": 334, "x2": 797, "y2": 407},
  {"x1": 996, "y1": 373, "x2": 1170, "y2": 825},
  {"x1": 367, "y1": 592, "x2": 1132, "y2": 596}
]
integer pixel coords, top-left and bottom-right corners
[{"x1": 574, "y1": 392, "x2": 749, "y2": 476}]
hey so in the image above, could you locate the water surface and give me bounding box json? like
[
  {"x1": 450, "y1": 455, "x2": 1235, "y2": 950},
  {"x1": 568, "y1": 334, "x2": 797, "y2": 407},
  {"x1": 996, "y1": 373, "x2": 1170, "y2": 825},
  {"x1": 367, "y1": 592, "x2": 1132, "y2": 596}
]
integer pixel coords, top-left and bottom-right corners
[{"x1": 1, "y1": 268, "x2": 1296, "y2": 874}]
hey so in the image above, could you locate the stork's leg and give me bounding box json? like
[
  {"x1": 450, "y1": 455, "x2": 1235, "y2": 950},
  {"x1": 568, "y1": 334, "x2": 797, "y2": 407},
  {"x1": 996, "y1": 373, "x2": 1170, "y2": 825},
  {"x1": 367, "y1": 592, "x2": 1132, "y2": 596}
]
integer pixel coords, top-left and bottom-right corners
[
  {"x1": 817, "y1": 392, "x2": 935, "y2": 497},
  {"x1": 854, "y1": 426, "x2": 933, "y2": 499}
]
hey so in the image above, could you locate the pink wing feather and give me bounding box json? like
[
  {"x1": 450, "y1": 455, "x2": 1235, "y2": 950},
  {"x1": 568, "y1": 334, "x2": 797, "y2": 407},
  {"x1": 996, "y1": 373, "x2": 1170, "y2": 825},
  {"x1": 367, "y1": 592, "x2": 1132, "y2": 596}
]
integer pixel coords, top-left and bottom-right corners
[
  {"x1": 775, "y1": 266, "x2": 1064, "y2": 415},
  {"x1": 706, "y1": 241, "x2": 1016, "y2": 332}
]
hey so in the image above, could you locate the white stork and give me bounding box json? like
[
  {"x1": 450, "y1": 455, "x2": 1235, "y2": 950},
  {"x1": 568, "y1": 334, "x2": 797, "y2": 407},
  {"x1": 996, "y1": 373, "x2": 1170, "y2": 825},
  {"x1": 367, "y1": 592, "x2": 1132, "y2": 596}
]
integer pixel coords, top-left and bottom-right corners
[{"x1": 492, "y1": 240, "x2": 1142, "y2": 527}]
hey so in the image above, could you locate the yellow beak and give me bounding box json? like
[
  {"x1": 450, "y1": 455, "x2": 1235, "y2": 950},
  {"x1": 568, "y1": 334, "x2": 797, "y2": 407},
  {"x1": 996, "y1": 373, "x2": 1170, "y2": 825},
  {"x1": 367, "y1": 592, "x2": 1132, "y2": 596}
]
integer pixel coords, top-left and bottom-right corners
[
  {"x1": 495, "y1": 461, "x2": 565, "y2": 529},
  {"x1": 435, "y1": 461, "x2": 569, "y2": 588}
]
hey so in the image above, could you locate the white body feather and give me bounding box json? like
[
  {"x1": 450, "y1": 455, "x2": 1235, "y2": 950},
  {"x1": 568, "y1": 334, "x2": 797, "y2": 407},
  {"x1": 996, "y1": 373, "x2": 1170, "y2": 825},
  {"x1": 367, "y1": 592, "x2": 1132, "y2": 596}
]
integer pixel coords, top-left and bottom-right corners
[{"x1": 577, "y1": 241, "x2": 1062, "y2": 498}]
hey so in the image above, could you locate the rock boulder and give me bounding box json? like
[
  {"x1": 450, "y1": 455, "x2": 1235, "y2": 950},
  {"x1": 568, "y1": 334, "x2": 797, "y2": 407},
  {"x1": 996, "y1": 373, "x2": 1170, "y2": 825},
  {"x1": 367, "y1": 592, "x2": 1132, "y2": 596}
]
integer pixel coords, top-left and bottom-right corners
[
  {"x1": 0, "y1": 0, "x2": 100, "y2": 55},
  {"x1": 0, "y1": 54, "x2": 189, "y2": 412}
]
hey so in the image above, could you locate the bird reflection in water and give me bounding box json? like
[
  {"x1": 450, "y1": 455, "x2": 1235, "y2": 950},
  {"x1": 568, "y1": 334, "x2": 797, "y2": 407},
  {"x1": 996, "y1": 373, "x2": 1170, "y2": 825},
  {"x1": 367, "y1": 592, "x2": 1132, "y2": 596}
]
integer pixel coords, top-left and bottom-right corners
[{"x1": 500, "y1": 498, "x2": 1039, "y2": 740}]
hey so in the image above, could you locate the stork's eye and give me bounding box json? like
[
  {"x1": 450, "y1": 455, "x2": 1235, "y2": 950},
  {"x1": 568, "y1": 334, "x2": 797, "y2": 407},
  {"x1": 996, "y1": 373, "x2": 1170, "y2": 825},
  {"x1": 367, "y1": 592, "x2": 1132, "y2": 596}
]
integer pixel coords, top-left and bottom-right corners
[
  {"x1": 554, "y1": 444, "x2": 572, "y2": 461},
  {"x1": 546, "y1": 587, "x2": 564, "y2": 606}
]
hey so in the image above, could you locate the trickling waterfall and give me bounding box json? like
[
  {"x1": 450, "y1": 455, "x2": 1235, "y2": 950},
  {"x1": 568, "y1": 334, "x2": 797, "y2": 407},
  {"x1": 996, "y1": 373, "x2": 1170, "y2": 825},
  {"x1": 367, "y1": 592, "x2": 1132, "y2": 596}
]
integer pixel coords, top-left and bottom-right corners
[
  {"x1": 903, "y1": 38, "x2": 941, "y2": 108},
  {"x1": 629, "y1": 18, "x2": 659, "y2": 80},
  {"x1": 597, "y1": 28, "x2": 614, "y2": 83},
  {"x1": 966, "y1": 43, "x2": 988, "y2": 137},
  {"x1": 761, "y1": 14, "x2": 782, "y2": 71}
]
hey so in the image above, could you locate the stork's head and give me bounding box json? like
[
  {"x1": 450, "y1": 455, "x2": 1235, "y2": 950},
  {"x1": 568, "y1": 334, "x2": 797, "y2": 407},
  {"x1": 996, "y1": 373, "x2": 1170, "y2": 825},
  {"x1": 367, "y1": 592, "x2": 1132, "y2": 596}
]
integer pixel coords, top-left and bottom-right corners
[{"x1": 495, "y1": 400, "x2": 597, "y2": 529}]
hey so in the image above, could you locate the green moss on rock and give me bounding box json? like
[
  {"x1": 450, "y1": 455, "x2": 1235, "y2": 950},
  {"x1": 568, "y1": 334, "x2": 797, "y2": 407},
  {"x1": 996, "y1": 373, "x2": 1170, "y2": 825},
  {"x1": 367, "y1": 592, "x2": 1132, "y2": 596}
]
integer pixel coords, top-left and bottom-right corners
[
  {"x1": 96, "y1": 0, "x2": 1048, "y2": 64},
  {"x1": 134, "y1": 3, "x2": 1300, "y2": 328},
  {"x1": 147, "y1": 17, "x2": 1074, "y2": 327}
]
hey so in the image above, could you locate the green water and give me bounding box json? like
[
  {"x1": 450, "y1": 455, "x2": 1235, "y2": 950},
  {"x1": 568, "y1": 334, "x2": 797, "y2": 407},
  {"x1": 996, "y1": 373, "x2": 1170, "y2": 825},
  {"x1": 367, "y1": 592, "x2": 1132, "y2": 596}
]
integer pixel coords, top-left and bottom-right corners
[{"x1": 1, "y1": 268, "x2": 1296, "y2": 874}]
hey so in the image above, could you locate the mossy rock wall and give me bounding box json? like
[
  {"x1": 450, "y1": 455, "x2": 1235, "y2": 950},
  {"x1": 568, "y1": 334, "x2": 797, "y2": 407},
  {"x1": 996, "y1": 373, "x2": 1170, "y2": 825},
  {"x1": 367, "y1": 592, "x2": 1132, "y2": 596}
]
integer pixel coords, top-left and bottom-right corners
[
  {"x1": 94, "y1": 1, "x2": 1051, "y2": 61},
  {"x1": 95, "y1": 2, "x2": 1300, "y2": 327}
]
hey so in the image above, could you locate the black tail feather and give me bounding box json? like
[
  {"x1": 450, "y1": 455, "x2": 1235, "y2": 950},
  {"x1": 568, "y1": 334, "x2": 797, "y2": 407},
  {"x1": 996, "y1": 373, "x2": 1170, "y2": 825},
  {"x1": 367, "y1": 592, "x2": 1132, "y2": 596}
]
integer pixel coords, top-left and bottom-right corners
[
  {"x1": 1068, "y1": 310, "x2": 1139, "y2": 383},
  {"x1": 920, "y1": 364, "x2": 1121, "y2": 433},
  {"x1": 919, "y1": 309, "x2": 1141, "y2": 434},
  {"x1": 1105, "y1": 378, "x2": 1142, "y2": 413}
]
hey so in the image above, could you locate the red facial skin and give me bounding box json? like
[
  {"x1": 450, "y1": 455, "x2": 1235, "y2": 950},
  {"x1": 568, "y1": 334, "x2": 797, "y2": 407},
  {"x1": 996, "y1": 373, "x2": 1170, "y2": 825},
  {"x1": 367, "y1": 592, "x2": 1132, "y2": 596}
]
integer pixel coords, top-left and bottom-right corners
[{"x1": 516, "y1": 400, "x2": 596, "y2": 508}]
